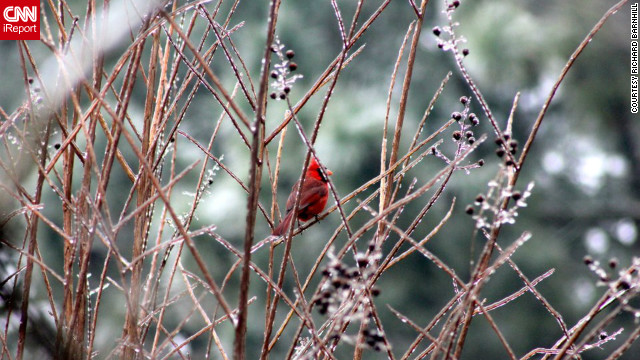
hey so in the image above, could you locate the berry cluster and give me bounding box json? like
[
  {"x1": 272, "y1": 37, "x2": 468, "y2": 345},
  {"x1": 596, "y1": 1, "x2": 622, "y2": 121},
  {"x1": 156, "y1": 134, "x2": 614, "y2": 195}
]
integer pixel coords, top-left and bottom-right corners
[
  {"x1": 311, "y1": 248, "x2": 386, "y2": 352},
  {"x1": 450, "y1": 96, "x2": 479, "y2": 145},
  {"x1": 465, "y1": 171, "x2": 534, "y2": 230},
  {"x1": 269, "y1": 38, "x2": 302, "y2": 100},
  {"x1": 431, "y1": 1, "x2": 470, "y2": 59},
  {"x1": 430, "y1": 95, "x2": 484, "y2": 172},
  {"x1": 494, "y1": 134, "x2": 519, "y2": 166},
  {"x1": 583, "y1": 255, "x2": 638, "y2": 292}
]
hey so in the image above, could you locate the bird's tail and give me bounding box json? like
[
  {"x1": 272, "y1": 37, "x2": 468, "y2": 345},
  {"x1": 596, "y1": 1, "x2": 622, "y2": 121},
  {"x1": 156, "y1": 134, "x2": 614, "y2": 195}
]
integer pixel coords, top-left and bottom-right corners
[{"x1": 272, "y1": 211, "x2": 295, "y2": 236}]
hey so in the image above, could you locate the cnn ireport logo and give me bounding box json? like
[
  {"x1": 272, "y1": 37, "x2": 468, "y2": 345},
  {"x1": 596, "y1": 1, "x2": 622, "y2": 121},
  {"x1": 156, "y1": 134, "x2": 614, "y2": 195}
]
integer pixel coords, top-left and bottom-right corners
[{"x1": 0, "y1": 0, "x2": 40, "y2": 40}]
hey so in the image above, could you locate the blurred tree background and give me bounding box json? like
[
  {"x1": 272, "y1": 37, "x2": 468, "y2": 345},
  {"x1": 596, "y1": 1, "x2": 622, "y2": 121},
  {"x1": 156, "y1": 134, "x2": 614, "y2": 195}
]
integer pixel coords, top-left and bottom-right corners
[{"x1": 0, "y1": 0, "x2": 637, "y2": 359}]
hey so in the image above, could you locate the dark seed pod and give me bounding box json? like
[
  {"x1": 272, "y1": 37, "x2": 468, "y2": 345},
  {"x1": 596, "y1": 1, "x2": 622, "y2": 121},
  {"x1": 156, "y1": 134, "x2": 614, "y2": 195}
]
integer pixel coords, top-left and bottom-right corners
[
  {"x1": 618, "y1": 280, "x2": 631, "y2": 290},
  {"x1": 357, "y1": 256, "x2": 368, "y2": 268}
]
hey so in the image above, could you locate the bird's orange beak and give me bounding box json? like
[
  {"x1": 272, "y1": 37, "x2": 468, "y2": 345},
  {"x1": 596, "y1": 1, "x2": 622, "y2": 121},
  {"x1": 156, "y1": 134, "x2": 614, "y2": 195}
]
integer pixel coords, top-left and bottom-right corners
[{"x1": 325, "y1": 169, "x2": 333, "y2": 176}]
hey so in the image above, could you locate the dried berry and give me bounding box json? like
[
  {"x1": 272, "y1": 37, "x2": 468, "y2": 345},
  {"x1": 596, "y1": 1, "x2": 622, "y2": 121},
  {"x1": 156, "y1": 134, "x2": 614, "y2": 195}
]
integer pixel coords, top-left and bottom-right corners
[
  {"x1": 618, "y1": 280, "x2": 631, "y2": 290},
  {"x1": 357, "y1": 256, "x2": 368, "y2": 268},
  {"x1": 469, "y1": 113, "x2": 479, "y2": 125},
  {"x1": 511, "y1": 191, "x2": 522, "y2": 201},
  {"x1": 347, "y1": 268, "x2": 359, "y2": 279},
  {"x1": 432, "y1": 27, "x2": 442, "y2": 36},
  {"x1": 285, "y1": 49, "x2": 295, "y2": 59},
  {"x1": 583, "y1": 255, "x2": 594, "y2": 265}
]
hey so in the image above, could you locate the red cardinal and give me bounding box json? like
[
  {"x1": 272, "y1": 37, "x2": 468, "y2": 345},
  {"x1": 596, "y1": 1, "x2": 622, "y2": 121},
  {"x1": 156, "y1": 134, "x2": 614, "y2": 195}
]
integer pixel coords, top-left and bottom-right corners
[{"x1": 272, "y1": 158, "x2": 332, "y2": 236}]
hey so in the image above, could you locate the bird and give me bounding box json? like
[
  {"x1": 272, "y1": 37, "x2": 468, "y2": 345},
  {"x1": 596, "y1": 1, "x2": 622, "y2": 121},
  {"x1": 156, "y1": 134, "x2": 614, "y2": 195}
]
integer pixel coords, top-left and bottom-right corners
[{"x1": 272, "y1": 157, "x2": 332, "y2": 236}]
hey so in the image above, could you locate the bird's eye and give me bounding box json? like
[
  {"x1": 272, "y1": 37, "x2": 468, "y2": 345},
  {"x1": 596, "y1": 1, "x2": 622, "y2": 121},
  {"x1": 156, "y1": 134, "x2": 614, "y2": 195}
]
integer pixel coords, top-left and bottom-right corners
[{"x1": 316, "y1": 168, "x2": 327, "y2": 182}]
